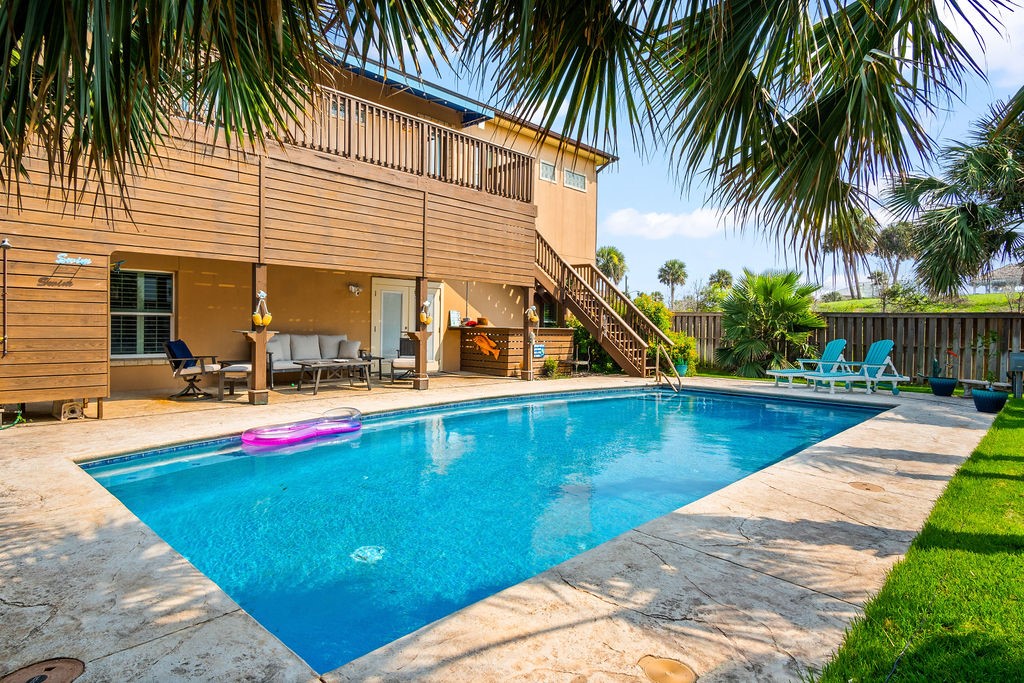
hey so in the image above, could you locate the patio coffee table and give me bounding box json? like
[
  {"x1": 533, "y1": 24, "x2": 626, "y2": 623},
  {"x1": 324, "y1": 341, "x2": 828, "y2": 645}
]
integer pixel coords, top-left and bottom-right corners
[{"x1": 296, "y1": 359, "x2": 371, "y2": 395}]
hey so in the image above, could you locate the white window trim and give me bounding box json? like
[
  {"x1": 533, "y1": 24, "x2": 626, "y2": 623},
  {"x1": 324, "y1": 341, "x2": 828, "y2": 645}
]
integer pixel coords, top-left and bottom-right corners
[
  {"x1": 110, "y1": 269, "x2": 175, "y2": 359},
  {"x1": 563, "y1": 168, "x2": 587, "y2": 192},
  {"x1": 539, "y1": 160, "x2": 557, "y2": 183}
]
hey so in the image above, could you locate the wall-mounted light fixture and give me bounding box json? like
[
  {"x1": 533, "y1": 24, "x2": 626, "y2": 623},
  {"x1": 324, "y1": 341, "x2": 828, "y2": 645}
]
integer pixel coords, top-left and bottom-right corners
[
  {"x1": 1, "y1": 238, "x2": 11, "y2": 358},
  {"x1": 348, "y1": 283, "x2": 363, "y2": 296}
]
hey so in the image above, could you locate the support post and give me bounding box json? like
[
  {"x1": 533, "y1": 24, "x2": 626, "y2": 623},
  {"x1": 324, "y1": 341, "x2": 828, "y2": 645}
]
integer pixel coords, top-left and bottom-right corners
[
  {"x1": 522, "y1": 286, "x2": 534, "y2": 381},
  {"x1": 248, "y1": 263, "x2": 270, "y2": 405},
  {"x1": 412, "y1": 276, "x2": 430, "y2": 390}
]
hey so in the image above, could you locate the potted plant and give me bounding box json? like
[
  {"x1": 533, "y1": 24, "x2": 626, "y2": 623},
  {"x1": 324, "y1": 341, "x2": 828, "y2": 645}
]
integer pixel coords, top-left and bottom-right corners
[
  {"x1": 972, "y1": 371, "x2": 1009, "y2": 413},
  {"x1": 666, "y1": 330, "x2": 698, "y2": 376},
  {"x1": 927, "y1": 350, "x2": 959, "y2": 397}
]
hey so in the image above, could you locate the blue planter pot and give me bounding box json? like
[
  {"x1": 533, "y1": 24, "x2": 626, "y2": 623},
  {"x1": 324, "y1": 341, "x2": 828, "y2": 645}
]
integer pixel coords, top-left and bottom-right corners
[
  {"x1": 972, "y1": 388, "x2": 1008, "y2": 414},
  {"x1": 928, "y1": 377, "x2": 958, "y2": 397},
  {"x1": 674, "y1": 363, "x2": 688, "y2": 376}
]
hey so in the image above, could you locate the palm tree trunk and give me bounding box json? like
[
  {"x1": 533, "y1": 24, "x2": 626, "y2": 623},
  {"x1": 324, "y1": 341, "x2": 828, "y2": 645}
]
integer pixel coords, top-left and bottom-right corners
[{"x1": 848, "y1": 257, "x2": 861, "y2": 299}]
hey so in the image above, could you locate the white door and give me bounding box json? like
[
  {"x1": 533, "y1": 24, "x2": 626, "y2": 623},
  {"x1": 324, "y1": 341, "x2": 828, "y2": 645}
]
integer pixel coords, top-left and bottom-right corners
[{"x1": 371, "y1": 279, "x2": 443, "y2": 366}]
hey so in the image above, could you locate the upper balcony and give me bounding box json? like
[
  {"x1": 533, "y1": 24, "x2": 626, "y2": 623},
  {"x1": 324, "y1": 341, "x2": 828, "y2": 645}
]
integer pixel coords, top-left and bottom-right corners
[{"x1": 284, "y1": 86, "x2": 534, "y2": 204}]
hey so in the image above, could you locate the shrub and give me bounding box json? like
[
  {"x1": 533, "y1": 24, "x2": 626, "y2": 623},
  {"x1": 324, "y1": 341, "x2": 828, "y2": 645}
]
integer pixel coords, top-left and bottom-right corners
[
  {"x1": 820, "y1": 291, "x2": 844, "y2": 303},
  {"x1": 632, "y1": 292, "x2": 673, "y2": 331},
  {"x1": 666, "y1": 330, "x2": 699, "y2": 374},
  {"x1": 566, "y1": 316, "x2": 619, "y2": 373},
  {"x1": 716, "y1": 270, "x2": 825, "y2": 377},
  {"x1": 632, "y1": 292, "x2": 699, "y2": 374},
  {"x1": 542, "y1": 357, "x2": 560, "y2": 377},
  {"x1": 882, "y1": 281, "x2": 930, "y2": 312}
]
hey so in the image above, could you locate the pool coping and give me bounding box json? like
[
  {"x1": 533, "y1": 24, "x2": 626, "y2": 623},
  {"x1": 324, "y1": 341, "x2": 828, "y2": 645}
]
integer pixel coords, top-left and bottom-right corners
[{"x1": 0, "y1": 376, "x2": 994, "y2": 681}]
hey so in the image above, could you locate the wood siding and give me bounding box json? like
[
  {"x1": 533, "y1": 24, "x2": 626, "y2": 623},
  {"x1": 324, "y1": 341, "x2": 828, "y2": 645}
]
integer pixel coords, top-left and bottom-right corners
[
  {"x1": 425, "y1": 192, "x2": 535, "y2": 285},
  {"x1": 0, "y1": 126, "x2": 537, "y2": 405},
  {"x1": 262, "y1": 155, "x2": 424, "y2": 276},
  {"x1": 673, "y1": 312, "x2": 1024, "y2": 382}
]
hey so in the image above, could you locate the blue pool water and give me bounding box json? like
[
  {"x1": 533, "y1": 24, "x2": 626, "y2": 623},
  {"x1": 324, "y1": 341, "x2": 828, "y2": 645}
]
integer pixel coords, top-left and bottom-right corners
[{"x1": 85, "y1": 389, "x2": 879, "y2": 672}]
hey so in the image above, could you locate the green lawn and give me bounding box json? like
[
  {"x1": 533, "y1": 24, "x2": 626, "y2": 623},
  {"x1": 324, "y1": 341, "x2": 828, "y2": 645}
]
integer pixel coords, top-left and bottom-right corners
[
  {"x1": 815, "y1": 292, "x2": 1019, "y2": 313},
  {"x1": 819, "y1": 400, "x2": 1024, "y2": 682}
]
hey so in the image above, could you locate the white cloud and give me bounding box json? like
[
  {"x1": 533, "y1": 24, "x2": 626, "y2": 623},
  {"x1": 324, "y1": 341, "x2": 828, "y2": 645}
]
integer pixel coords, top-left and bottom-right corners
[
  {"x1": 940, "y1": 4, "x2": 1024, "y2": 89},
  {"x1": 602, "y1": 207, "x2": 736, "y2": 240}
]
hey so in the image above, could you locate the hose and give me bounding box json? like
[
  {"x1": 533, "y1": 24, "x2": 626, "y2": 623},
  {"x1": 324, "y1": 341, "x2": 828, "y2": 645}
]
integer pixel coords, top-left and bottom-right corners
[{"x1": 0, "y1": 410, "x2": 25, "y2": 429}]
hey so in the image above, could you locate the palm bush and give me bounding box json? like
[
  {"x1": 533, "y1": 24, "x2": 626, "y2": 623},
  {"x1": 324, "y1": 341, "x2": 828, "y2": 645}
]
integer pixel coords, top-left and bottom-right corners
[{"x1": 716, "y1": 270, "x2": 825, "y2": 377}]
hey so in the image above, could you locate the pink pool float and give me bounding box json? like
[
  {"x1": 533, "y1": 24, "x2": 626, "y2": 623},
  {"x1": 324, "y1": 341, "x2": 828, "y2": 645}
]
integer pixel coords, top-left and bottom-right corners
[{"x1": 241, "y1": 408, "x2": 362, "y2": 447}]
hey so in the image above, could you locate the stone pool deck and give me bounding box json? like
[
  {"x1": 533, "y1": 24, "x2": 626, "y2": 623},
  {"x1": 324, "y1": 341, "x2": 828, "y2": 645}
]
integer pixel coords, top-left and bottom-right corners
[{"x1": 0, "y1": 376, "x2": 994, "y2": 681}]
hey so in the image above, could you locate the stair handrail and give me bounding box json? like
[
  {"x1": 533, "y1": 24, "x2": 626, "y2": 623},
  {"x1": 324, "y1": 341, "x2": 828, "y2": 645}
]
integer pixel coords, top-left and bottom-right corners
[
  {"x1": 536, "y1": 235, "x2": 649, "y2": 351},
  {"x1": 536, "y1": 234, "x2": 649, "y2": 373},
  {"x1": 655, "y1": 343, "x2": 682, "y2": 392},
  {"x1": 573, "y1": 263, "x2": 675, "y2": 348}
]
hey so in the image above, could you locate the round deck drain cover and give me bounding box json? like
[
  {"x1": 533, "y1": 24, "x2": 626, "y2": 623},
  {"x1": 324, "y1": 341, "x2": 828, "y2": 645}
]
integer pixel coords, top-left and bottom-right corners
[
  {"x1": 638, "y1": 655, "x2": 696, "y2": 683},
  {"x1": 0, "y1": 659, "x2": 85, "y2": 683},
  {"x1": 849, "y1": 481, "x2": 884, "y2": 492}
]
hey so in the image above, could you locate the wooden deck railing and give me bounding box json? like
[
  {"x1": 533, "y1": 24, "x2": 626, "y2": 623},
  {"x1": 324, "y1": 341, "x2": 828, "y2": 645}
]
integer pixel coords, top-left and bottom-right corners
[
  {"x1": 574, "y1": 263, "x2": 674, "y2": 348},
  {"x1": 286, "y1": 86, "x2": 534, "y2": 203},
  {"x1": 535, "y1": 234, "x2": 650, "y2": 376},
  {"x1": 674, "y1": 311, "x2": 1024, "y2": 381}
]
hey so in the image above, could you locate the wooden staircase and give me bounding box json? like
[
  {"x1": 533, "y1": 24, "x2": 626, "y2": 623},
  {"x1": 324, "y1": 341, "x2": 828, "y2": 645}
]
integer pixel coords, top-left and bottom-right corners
[{"x1": 535, "y1": 234, "x2": 675, "y2": 378}]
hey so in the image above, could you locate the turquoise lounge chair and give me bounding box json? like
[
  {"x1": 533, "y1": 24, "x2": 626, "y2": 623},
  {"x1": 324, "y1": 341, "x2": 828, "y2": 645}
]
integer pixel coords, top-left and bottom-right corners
[
  {"x1": 804, "y1": 339, "x2": 910, "y2": 395},
  {"x1": 766, "y1": 339, "x2": 847, "y2": 388}
]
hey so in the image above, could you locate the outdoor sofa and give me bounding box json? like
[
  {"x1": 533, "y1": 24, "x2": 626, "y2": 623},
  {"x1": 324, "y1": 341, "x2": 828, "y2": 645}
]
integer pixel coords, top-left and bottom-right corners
[{"x1": 265, "y1": 333, "x2": 361, "y2": 389}]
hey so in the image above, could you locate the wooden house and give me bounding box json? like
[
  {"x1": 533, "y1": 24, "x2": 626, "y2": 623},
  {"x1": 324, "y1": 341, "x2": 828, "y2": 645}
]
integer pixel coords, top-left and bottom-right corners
[{"x1": 0, "y1": 63, "x2": 667, "y2": 412}]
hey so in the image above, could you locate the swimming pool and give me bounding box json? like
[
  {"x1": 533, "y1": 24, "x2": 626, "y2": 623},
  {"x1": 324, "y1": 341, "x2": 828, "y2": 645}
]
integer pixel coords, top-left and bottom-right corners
[{"x1": 84, "y1": 389, "x2": 880, "y2": 673}]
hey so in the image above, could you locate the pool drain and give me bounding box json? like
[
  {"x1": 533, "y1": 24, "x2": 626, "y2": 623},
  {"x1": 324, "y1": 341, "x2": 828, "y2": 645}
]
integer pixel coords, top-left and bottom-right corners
[
  {"x1": 848, "y1": 481, "x2": 884, "y2": 492},
  {"x1": 637, "y1": 655, "x2": 696, "y2": 683},
  {"x1": 0, "y1": 659, "x2": 85, "y2": 683}
]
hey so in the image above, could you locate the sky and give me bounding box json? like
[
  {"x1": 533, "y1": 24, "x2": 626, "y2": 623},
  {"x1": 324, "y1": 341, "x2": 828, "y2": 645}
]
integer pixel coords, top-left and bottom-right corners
[{"x1": 593, "y1": 4, "x2": 1024, "y2": 298}]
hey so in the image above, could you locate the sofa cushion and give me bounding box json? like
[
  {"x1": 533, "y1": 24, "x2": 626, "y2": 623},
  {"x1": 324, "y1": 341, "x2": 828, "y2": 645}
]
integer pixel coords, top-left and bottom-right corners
[
  {"x1": 291, "y1": 334, "x2": 321, "y2": 361},
  {"x1": 336, "y1": 339, "x2": 361, "y2": 359},
  {"x1": 272, "y1": 360, "x2": 302, "y2": 372},
  {"x1": 319, "y1": 334, "x2": 348, "y2": 359},
  {"x1": 266, "y1": 333, "x2": 291, "y2": 361}
]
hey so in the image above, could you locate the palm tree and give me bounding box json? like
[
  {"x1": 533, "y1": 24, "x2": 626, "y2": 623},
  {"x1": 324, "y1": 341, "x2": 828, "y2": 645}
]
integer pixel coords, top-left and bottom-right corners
[
  {"x1": 873, "y1": 222, "x2": 919, "y2": 281},
  {"x1": 888, "y1": 100, "x2": 1024, "y2": 295},
  {"x1": 657, "y1": 259, "x2": 687, "y2": 307},
  {"x1": 596, "y1": 246, "x2": 628, "y2": 286},
  {"x1": 716, "y1": 270, "x2": 825, "y2": 377},
  {"x1": 820, "y1": 209, "x2": 878, "y2": 299},
  {"x1": 708, "y1": 269, "x2": 733, "y2": 289},
  {"x1": 0, "y1": 0, "x2": 997, "y2": 242}
]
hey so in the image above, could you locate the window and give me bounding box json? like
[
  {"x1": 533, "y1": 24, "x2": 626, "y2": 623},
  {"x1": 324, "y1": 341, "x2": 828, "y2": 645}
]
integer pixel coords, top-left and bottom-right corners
[
  {"x1": 564, "y1": 169, "x2": 587, "y2": 191},
  {"x1": 111, "y1": 271, "x2": 174, "y2": 356},
  {"x1": 539, "y1": 161, "x2": 556, "y2": 182}
]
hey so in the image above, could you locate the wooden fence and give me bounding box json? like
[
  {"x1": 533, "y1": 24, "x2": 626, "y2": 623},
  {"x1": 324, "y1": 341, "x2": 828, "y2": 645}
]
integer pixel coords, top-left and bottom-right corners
[{"x1": 673, "y1": 312, "x2": 1024, "y2": 382}]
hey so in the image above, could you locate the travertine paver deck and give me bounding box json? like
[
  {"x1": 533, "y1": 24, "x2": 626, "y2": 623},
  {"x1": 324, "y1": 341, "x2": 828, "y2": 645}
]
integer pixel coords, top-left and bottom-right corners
[{"x1": 0, "y1": 376, "x2": 994, "y2": 681}]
